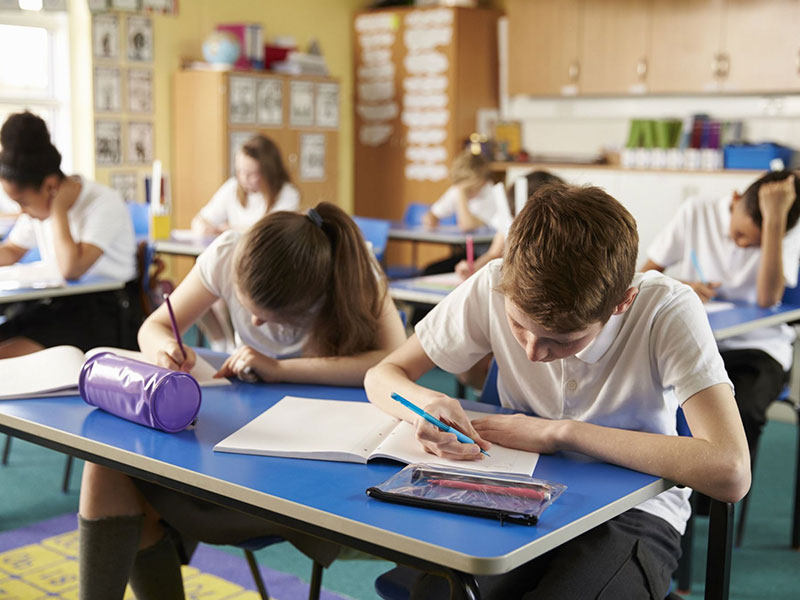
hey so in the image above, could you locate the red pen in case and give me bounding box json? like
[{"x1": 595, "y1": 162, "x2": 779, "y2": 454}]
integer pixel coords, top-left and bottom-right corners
[{"x1": 366, "y1": 464, "x2": 566, "y2": 526}]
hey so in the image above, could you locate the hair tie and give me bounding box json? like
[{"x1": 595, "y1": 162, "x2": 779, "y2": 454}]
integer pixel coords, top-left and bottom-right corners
[{"x1": 306, "y1": 208, "x2": 323, "y2": 229}]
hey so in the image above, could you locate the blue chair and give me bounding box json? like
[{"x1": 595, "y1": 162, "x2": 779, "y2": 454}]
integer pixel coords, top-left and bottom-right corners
[
  {"x1": 352, "y1": 215, "x2": 391, "y2": 262},
  {"x1": 385, "y1": 205, "x2": 457, "y2": 280}
]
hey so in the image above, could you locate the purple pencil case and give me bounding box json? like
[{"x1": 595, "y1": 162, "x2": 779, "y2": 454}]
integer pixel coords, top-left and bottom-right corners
[{"x1": 79, "y1": 352, "x2": 202, "y2": 433}]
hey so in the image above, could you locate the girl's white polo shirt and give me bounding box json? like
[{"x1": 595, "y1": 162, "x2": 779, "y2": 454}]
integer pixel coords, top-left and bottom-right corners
[
  {"x1": 415, "y1": 261, "x2": 732, "y2": 534},
  {"x1": 198, "y1": 178, "x2": 300, "y2": 232}
]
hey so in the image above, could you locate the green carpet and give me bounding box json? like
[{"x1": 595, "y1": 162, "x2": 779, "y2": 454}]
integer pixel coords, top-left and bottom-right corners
[{"x1": 1, "y1": 369, "x2": 798, "y2": 599}]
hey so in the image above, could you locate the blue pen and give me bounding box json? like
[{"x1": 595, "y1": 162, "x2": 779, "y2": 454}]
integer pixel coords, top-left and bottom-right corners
[
  {"x1": 690, "y1": 249, "x2": 708, "y2": 284},
  {"x1": 390, "y1": 392, "x2": 490, "y2": 457}
]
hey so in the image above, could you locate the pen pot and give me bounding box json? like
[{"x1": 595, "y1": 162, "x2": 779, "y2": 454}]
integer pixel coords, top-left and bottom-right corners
[{"x1": 79, "y1": 352, "x2": 201, "y2": 433}]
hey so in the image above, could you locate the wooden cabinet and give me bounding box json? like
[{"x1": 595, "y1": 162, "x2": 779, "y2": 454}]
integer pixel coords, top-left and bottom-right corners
[
  {"x1": 507, "y1": 0, "x2": 582, "y2": 96},
  {"x1": 353, "y1": 6, "x2": 499, "y2": 265},
  {"x1": 172, "y1": 70, "x2": 339, "y2": 231},
  {"x1": 509, "y1": 0, "x2": 800, "y2": 96}
]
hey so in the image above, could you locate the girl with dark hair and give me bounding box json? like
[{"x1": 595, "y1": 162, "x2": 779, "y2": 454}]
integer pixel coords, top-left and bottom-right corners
[
  {"x1": 77, "y1": 202, "x2": 406, "y2": 599},
  {"x1": 0, "y1": 111, "x2": 140, "y2": 358},
  {"x1": 191, "y1": 134, "x2": 299, "y2": 235}
]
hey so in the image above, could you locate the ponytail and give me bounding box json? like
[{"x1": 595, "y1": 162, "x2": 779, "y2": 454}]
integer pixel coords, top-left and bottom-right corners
[
  {"x1": 0, "y1": 112, "x2": 64, "y2": 188},
  {"x1": 234, "y1": 202, "x2": 385, "y2": 357}
]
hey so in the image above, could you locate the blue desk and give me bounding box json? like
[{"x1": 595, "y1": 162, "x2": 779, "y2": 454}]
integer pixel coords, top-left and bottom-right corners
[
  {"x1": 0, "y1": 275, "x2": 124, "y2": 305},
  {"x1": 389, "y1": 273, "x2": 459, "y2": 304},
  {"x1": 388, "y1": 223, "x2": 495, "y2": 246},
  {"x1": 152, "y1": 230, "x2": 216, "y2": 258},
  {"x1": 706, "y1": 300, "x2": 800, "y2": 341}
]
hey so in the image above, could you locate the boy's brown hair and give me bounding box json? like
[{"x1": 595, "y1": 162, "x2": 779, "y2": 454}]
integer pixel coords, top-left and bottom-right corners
[
  {"x1": 499, "y1": 183, "x2": 638, "y2": 332},
  {"x1": 451, "y1": 149, "x2": 490, "y2": 185}
]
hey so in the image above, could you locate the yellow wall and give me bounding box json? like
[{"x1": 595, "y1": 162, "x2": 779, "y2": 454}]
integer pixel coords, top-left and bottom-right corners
[{"x1": 88, "y1": 0, "x2": 365, "y2": 212}]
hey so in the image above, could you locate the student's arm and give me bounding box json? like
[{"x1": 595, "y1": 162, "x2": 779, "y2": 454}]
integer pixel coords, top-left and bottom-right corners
[
  {"x1": 641, "y1": 258, "x2": 721, "y2": 302},
  {"x1": 0, "y1": 241, "x2": 27, "y2": 266},
  {"x1": 217, "y1": 292, "x2": 408, "y2": 386},
  {"x1": 421, "y1": 211, "x2": 439, "y2": 229},
  {"x1": 192, "y1": 180, "x2": 233, "y2": 235},
  {"x1": 138, "y1": 267, "x2": 218, "y2": 371},
  {"x1": 364, "y1": 334, "x2": 492, "y2": 460},
  {"x1": 455, "y1": 231, "x2": 505, "y2": 279},
  {"x1": 453, "y1": 185, "x2": 486, "y2": 232},
  {"x1": 756, "y1": 175, "x2": 796, "y2": 307},
  {"x1": 191, "y1": 214, "x2": 225, "y2": 236},
  {"x1": 49, "y1": 184, "x2": 103, "y2": 280},
  {"x1": 473, "y1": 382, "x2": 750, "y2": 503}
]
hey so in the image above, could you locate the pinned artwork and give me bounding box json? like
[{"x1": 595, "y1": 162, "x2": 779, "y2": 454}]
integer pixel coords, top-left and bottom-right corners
[
  {"x1": 94, "y1": 67, "x2": 121, "y2": 113},
  {"x1": 256, "y1": 79, "x2": 283, "y2": 126},
  {"x1": 300, "y1": 133, "x2": 326, "y2": 181},
  {"x1": 127, "y1": 69, "x2": 153, "y2": 113},
  {"x1": 315, "y1": 82, "x2": 339, "y2": 129},
  {"x1": 359, "y1": 124, "x2": 393, "y2": 147},
  {"x1": 356, "y1": 11, "x2": 397, "y2": 149},
  {"x1": 229, "y1": 131, "x2": 255, "y2": 176},
  {"x1": 110, "y1": 172, "x2": 139, "y2": 204},
  {"x1": 127, "y1": 16, "x2": 154, "y2": 62},
  {"x1": 357, "y1": 103, "x2": 398, "y2": 121},
  {"x1": 92, "y1": 15, "x2": 119, "y2": 60},
  {"x1": 229, "y1": 77, "x2": 257, "y2": 124},
  {"x1": 127, "y1": 121, "x2": 154, "y2": 165},
  {"x1": 290, "y1": 81, "x2": 315, "y2": 128},
  {"x1": 95, "y1": 120, "x2": 122, "y2": 166}
]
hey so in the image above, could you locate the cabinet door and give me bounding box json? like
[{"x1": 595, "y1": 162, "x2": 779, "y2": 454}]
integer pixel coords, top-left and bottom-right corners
[
  {"x1": 649, "y1": 0, "x2": 725, "y2": 93},
  {"x1": 723, "y1": 0, "x2": 800, "y2": 92},
  {"x1": 579, "y1": 0, "x2": 651, "y2": 95},
  {"x1": 507, "y1": 0, "x2": 583, "y2": 96}
]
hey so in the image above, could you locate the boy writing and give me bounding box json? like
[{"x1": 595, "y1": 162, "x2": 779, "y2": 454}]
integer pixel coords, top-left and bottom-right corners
[
  {"x1": 365, "y1": 182, "x2": 750, "y2": 598},
  {"x1": 643, "y1": 171, "x2": 800, "y2": 458}
]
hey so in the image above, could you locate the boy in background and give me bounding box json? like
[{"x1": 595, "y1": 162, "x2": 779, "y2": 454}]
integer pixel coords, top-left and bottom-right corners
[
  {"x1": 643, "y1": 171, "x2": 800, "y2": 458},
  {"x1": 366, "y1": 182, "x2": 750, "y2": 598}
]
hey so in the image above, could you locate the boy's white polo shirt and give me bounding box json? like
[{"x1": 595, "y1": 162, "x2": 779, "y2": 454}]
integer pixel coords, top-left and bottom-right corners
[
  {"x1": 416, "y1": 261, "x2": 733, "y2": 534},
  {"x1": 647, "y1": 195, "x2": 800, "y2": 370}
]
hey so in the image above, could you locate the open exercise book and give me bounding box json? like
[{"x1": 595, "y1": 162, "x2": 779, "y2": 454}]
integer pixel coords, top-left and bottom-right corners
[
  {"x1": 0, "y1": 346, "x2": 230, "y2": 400},
  {"x1": 214, "y1": 396, "x2": 539, "y2": 476}
]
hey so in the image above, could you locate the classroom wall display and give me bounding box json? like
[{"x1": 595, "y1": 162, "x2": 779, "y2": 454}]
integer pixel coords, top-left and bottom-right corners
[
  {"x1": 315, "y1": 82, "x2": 340, "y2": 128},
  {"x1": 127, "y1": 69, "x2": 153, "y2": 113},
  {"x1": 89, "y1": 0, "x2": 178, "y2": 14},
  {"x1": 300, "y1": 133, "x2": 326, "y2": 181},
  {"x1": 112, "y1": 0, "x2": 140, "y2": 11},
  {"x1": 127, "y1": 121, "x2": 154, "y2": 164},
  {"x1": 229, "y1": 76, "x2": 257, "y2": 124},
  {"x1": 95, "y1": 120, "x2": 122, "y2": 165},
  {"x1": 110, "y1": 172, "x2": 139, "y2": 203},
  {"x1": 94, "y1": 67, "x2": 122, "y2": 113},
  {"x1": 290, "y1": 80, "x2": 315, "y2": 127},
  {"x1": 229, "y1": 130, "x2": 256, "y2": 177},
  {"x1": 92, "y1": 15, "x2": 119, "y2": 60},
  {"x1": 256, "y1": 78, "x2": 283, "y2": 126},
  {"x1": 355, "y1": 12, "x2": 398, "y2": 147},
  {"x1": 127, "y1": 16, "x2": 153, "y2": 62}
]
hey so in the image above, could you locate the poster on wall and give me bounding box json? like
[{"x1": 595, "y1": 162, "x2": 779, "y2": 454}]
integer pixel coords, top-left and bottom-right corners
[
  {"x1": 142, "y1": 0, "x2": 177, "y2": 14},
  {"x1": 110, "y1": 172, "x2": 139, "y2": 204},
  {"x1": 127, "y1": 69, "x2": 153, "y2": 113},
  {"x1": 256, "y1": 79, "x2": 283, "y2": 126},
  {"x1": 300, "y1": 133, "x2": 325, "y2": 181},
  {"x1": 229, "y1": 77, "x2": 257, "y2": 125},
  {"x1": 94, "y1": 67, "x2": 121, "y2": 113},
  {"x1": 229, "y1": 131, "x2": 255, "y2": 176},
  {"x1": 289, "y1": 81, "x2": 314, "y2": 128},
  {"x1": 95, "y1": 120, "x2": 122, "y2": 166},
  {"x1": 111, "y1": 0, "x2": 140, "y2": 11},
  {"x1": 127, "y1": 16, "x2": 153, "y2": 62},
  {"x1": 315, "y1": 82, "x2": 339, "y2": 128},
  {"x1": 127, "y1": 121, "x2": 154, "y2": 165},
  {"x1": 92, "y1": 15, "x2": 119, "y2": 60}
]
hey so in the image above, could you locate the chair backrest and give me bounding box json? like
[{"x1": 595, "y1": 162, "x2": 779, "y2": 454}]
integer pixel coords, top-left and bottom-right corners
[
  {"x1": 403, "y1": 203, "x2": 456, "y2": 227},
  {"x1": 127, "y1": 202, "x2": 150, "y2": 237},
  {"x1": 352, "y1": 215, "x2": 391, "y2": 262},
  {"x1": 480, "y1": 359, "x2": 501, "y2": 406}
]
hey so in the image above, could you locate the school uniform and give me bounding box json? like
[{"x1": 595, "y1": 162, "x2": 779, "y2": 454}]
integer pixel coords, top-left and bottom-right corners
[
  {"x1": 412, "y1": 262, "x2": 731, "y2": 599},
  {"x1": 647, "y1": 195, "x2": 800, "y2": 452},
  {"x1": 198, "y1": 178, "x2": 300, "y2": 231},
  {"x1": 0, "y1": 178, "x2": 141, "y2": 350},
  {"x1": 130, "y1": 229, "x2": 339, "y2": 568},
  {"x1": 430, "y1": 181, "x2": 510, "y2": 232}
]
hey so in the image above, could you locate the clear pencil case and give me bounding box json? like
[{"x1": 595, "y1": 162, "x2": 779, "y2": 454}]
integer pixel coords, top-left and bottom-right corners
[{"x1": 366, "y1": 463, "x2": 566, "y2": 526}]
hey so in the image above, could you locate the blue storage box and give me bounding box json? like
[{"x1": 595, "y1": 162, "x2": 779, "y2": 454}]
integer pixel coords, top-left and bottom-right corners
[{"x1": 724, "y1": 143, "x2": 794, "y2": 170}]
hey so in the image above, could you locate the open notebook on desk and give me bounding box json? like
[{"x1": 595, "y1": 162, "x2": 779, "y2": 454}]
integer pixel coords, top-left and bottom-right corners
[
  {"x1": 0, "y1": 345, "x2": 230, "y2": 400},
  {"x1": 214, "y1": 396, "x2": 539, "y2": 476},
  {"x1": 0, "y1": 262, "x2": 64, "y2": 291}
]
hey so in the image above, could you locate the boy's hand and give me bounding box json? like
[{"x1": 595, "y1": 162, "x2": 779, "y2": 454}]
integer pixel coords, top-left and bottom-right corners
[
  {"x1": 215, "y1": 345, "x2": 279, "y2": 382},
  {"x1": 414, "y1": 395, "x2": 491, "y2": 460},
  {"x1": 686, "y1": 280, "x2": 721, "y2": 302},
  {"x1": 472, "y1": 414, "x2": 562, "y2": 454},
  {"x1": 155, "y1": 341, "x2": 196, "y2": 373},
  {"x1": 758, "y1": 174, "x2": 796, "y2": 222}
]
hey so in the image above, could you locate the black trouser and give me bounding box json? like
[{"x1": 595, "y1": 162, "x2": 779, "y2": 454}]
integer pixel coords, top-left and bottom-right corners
[
  {"x1": 720, "y1": 349, "x2": 787, "y2": 457},
  {"x1": 409, "y1": 508, "x2": 682, "y2": 600}
]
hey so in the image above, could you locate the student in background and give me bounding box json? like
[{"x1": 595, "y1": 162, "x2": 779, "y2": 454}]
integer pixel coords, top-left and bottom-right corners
[
  {"x1": 78, "y1": 202, "x2": 406, "y2": 600},
  {"x1": 642, "y1": 170, "x2": 800, "y2": 460},
  {"x1": 453, "y1": 170, "x2": 565, "y2": 280},
  {"x1": 191, "y1": 134, "x2": 299, "y2": 235},
  {"x1": 0, "y1": 111, "x2": 139, "y2": 358},
  {"x1": 365, "y1": 183, "x2": 750, "y2": 599}
]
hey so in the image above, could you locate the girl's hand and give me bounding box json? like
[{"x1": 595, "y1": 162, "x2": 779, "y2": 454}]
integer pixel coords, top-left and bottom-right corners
[
  {"x1": 413, "y1": 394, "x2": 491, "y2": 460},
  {"x1": 155, "y1": 341, "x2": 196, "y2": 373},
  {"x1": 215, "y1": 345, "x2": 280, "y2": 382},
  {"x1": 758, "y1": 174, "x2": 796, "y2": 222},
  {"x1": 454, "y1": 259, "x2": 472, "y2": 280},
  {"x1": 472, "y1": 414, "x2": 562, "y2": 454}
]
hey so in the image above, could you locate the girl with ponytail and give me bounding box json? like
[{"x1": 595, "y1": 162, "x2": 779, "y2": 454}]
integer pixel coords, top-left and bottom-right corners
[{"x1": 77, "y1": 202, "x2": 406, "y2": 599}]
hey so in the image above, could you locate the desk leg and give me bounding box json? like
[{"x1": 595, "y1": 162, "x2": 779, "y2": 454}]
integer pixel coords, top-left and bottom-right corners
[
  {"x1": 446, "y1": 570, "x2": 480, "y2": 600},
  {"x1": 705, "y1": 500, "x2": 733, "y2": 600}
]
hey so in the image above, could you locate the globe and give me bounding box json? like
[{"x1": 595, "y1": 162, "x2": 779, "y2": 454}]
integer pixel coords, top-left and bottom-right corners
[{"x1": 202, "y1": 31, "x2": 241, "y2": 67}]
